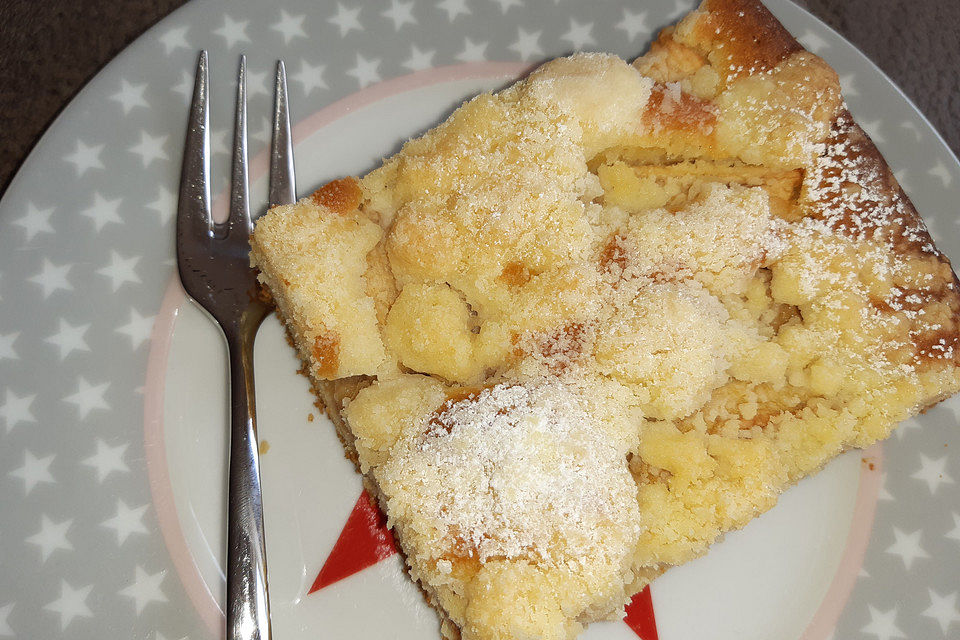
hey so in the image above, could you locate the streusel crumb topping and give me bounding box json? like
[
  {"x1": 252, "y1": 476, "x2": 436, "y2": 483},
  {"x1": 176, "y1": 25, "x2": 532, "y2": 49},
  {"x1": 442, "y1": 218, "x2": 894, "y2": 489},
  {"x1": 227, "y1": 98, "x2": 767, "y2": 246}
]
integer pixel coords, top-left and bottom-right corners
[
  {"x1": 382, "y1": 381, "x2": 640, "y2": 566},
  {"x1": 249, "y1": 2, "x2": 960, "y2": 638}
]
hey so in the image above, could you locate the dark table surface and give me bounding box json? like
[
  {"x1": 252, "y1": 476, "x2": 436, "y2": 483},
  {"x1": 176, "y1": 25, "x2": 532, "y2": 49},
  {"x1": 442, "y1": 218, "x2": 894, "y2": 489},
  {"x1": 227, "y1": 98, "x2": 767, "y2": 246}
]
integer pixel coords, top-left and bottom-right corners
[{"x1": 1, "y1": 0, "x2": 957, "y2": 195}]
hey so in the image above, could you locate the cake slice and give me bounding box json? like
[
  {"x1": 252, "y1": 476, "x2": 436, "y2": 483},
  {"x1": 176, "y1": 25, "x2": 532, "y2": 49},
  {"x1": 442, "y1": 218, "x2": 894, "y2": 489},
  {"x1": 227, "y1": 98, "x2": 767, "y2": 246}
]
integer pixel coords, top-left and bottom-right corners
[{"x1": 250, "y1": 1, "x2": 960, "y2": 638}]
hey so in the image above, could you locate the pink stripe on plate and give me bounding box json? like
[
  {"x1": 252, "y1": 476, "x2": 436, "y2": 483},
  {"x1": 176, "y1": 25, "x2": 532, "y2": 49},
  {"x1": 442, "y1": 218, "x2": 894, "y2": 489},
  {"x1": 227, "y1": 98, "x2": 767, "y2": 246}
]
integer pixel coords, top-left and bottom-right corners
[
  {"x1": 143, "y1": 277, "x2": 222, "y2": 633},
  {"x1": 799, "y1": 443, "x2": 884, "y2": 640}
]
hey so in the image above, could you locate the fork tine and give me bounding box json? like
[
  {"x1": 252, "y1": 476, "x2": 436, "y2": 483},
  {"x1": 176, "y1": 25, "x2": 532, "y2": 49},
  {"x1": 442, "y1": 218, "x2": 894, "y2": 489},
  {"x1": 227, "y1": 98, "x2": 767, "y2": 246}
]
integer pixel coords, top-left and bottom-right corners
[
  {"x1": 227, "y1": 55, "x2": 251, "y2": 238},
  {"x1": 268, "y1": 60, "x2": 296, "y2": 208},
  {"x1": 177, "y1": 50, "x2": 213, "y2": 238}
]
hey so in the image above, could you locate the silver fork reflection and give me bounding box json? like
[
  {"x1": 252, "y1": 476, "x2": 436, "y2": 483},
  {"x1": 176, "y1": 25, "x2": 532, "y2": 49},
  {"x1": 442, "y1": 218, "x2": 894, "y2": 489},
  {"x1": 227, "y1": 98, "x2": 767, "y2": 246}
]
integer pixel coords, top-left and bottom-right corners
[{"x1": 175, "y1": 51, "x2": 296, "y2": 640}]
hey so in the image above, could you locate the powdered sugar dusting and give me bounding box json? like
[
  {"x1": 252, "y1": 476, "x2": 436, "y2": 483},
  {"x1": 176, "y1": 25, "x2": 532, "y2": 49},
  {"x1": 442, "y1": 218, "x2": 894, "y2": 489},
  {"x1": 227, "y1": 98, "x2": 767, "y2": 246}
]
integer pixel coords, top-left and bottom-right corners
[
  {"x1": 385, "y1": 381, "x2": 639, "y2": 565},
  {"x1": 803, "y1": 108, "x2": 936, "y2": 255},
  {"x1": 626, "y1": 182, "x2": 787, "y2": 288}
]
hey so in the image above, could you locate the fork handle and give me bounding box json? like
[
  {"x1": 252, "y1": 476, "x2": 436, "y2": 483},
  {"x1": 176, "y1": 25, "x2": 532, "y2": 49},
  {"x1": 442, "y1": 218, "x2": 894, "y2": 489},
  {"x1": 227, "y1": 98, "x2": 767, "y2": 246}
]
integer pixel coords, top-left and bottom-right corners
[{"x1": 226, "y1": 307, "x2": 271, "y2": 640}]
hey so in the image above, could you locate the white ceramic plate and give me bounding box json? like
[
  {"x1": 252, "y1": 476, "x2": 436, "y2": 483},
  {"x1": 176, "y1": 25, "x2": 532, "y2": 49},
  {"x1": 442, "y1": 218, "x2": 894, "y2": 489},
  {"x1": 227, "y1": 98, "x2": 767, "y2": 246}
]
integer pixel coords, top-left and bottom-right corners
[{"x1": 1, "y1": 1, "x2": 958, "y2": 639}]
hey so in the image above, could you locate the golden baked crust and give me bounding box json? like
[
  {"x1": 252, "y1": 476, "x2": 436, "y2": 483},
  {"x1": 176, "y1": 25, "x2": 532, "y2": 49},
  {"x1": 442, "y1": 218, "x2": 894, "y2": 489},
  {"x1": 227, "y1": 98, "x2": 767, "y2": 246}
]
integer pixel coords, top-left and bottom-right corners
[{"x1": 249, "y1": 1, "x2": 960, "y2": 638}]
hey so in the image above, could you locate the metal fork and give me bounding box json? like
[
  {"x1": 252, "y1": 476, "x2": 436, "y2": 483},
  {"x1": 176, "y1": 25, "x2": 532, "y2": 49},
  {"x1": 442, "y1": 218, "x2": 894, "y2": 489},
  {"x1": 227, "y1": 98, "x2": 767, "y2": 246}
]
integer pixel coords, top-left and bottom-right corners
[{"x1": 176, "y1": 51, "x2": 296, "y2": 640}]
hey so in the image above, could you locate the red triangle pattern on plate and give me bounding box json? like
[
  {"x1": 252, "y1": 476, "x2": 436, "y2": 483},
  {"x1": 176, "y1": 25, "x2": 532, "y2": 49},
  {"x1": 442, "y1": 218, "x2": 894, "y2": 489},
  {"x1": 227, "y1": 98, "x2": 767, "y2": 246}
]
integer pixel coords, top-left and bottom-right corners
[
  {"x1": 308, "y1": 489, "x2": 397, "y2": 593},
  {"x1": 309, "y1": 490, "x2": 659, "y2": 640},
  {"x1": 624, "y1": 586, "x2": 660, "y2": 640}
]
